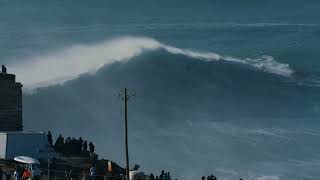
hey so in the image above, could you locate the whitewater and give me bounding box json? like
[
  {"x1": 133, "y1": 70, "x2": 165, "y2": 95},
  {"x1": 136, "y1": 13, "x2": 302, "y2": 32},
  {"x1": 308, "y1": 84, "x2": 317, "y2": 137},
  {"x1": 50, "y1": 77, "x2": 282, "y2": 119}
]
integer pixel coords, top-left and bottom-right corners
[{"x1": 8, "y1": 37, "x2": 294, "y2": 90}]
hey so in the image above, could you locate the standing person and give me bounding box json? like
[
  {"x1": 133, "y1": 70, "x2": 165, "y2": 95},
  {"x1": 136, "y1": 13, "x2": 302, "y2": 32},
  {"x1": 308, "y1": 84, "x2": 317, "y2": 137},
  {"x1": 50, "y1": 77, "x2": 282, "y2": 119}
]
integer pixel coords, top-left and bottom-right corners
[
  {"x1": 167, "y1": 172, "x2": 171, "y2": 180},
  {"x1": 14, "y1": 166, "x2": 22, "y2": 180},
  {"x1": 82, "y1": 140, "x2": 88, "y2": 152},
  {"x1": 159, "y1": 171, "x2": 164, "y2": 180},
  {"x1": 149, "y1": 173, "x2": 155, "y2": 180},
  {"x1": 47, "y1": 131, "x2": 53, "y2": 147},
  {"x1": 78, "y1": 137, "x2": 83, "y2": 152},
  {"x1": 164, "y1": 173, "x2": 168, "y2": 180},
  {"x1": 54, "y1": 134, "x2": 64, "y2": 153},
  {"x1": 2, "y1": 65, "x2": 7, "y2": 74},
  {"x1": 22, "y1": 168, "x2": 31, "y2": 180},
  {"x1": 90, "y1": 165, "x2": 96, "y2": 180},
  {"x1": 89, "y1": 142, "x2": 95, "y2": 153}
]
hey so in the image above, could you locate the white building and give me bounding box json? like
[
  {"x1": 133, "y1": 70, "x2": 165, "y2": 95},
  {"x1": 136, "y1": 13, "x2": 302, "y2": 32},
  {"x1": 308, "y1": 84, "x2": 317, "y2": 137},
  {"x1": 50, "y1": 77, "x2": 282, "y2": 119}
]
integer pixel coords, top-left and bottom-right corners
[{"x1": 0, "y1": 131, "x2": 49, "y2": 160}]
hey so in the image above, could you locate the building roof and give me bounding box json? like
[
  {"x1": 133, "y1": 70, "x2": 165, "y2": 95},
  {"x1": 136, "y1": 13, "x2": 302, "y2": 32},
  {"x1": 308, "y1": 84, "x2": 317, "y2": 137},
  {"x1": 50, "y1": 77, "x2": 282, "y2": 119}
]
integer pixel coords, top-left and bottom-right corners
[{"x1": 0, "y1": 131, "x2": 45, "y2": 135}]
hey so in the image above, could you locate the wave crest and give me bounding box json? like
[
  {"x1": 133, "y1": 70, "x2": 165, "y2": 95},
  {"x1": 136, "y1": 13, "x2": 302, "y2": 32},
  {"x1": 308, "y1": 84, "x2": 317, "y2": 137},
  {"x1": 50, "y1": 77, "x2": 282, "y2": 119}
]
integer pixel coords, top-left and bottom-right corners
[{"x1": 8, "y1": 36, "x2": 294, "y2": 90}]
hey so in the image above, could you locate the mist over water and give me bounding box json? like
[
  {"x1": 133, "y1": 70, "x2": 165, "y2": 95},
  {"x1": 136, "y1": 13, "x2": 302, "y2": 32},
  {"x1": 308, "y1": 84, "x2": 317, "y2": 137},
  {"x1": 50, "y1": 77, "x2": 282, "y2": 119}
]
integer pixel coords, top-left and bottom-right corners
[{"x1": 1, "y1": 1, "x2": 320, "y2": 179}]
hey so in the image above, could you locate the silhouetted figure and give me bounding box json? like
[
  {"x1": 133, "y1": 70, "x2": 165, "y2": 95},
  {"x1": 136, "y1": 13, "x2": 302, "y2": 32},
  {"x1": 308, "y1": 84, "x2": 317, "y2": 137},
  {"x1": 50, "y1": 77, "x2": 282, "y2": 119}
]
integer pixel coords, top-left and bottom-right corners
[
  {"x1": 159, "y1": 170, "x2": 164, "y2": 180},
  {"x1": 155, "y1": 176, "x2": 159, "y2": 180},
  {"x1": 201, "y1": 176, "x2": 206, "y2": 180},
  {"x1": 164, "y1": 173, "x2": 168, "y2": 180},
  {"x1": 78, "y1": 137, "x2": 84, "y2": 153},
  {"x1": 1, "y1": 65, "x2": 7, "y2": 74},
  {"x1": 89, "y1": 142, "x2": 95, "y2": 153},
  {"x1": 54, "y1": 134, "x2": 65, "y2": 153},
  {"x1": 83, "y1": 140, "x2": 88, "y2": 152},
  {"x1": 167, "y1": 172, "x2": 171, "y2": 180},
  {"x1": 149, "y1": 173, "x2": 155, "y2": 180},
  {"x1": 47, "y1": 131, "x2": 53, "y2": 147}
]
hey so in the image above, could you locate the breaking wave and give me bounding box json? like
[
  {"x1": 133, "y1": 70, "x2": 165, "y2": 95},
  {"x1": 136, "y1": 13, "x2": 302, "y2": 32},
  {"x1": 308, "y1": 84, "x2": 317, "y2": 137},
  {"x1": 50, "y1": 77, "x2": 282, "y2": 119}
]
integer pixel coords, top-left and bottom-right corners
[{"x1": 8, "y1": 36, "x2": 294, "y2": 90}]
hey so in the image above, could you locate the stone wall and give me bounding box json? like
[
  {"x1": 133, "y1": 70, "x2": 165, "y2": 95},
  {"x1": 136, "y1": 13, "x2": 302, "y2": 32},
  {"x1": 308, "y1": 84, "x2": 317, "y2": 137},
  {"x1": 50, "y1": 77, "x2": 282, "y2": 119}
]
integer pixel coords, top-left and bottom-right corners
[{"x1": 0, "y1": 73, "x2": 23, "y2": 131}]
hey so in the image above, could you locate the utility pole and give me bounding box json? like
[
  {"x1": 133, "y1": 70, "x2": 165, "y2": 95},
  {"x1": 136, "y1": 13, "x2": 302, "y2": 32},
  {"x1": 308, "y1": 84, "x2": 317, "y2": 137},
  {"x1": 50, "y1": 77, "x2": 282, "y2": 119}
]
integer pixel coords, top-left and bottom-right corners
[
  {"x1": 47, "y1": 145, "x2": 50, "y2": 180},
  {"x1": 124, "y1": 88, "x2": 129, "y2": 180},
  {"x1": 120, "y1": 88, "x2": 135, "y2": 180},
  {"x1": 47, "y1": 144, "x2": 52, "y2": 180},
  {"x1": 37, "y1": 145, "x2": 51, "y2": 179}
]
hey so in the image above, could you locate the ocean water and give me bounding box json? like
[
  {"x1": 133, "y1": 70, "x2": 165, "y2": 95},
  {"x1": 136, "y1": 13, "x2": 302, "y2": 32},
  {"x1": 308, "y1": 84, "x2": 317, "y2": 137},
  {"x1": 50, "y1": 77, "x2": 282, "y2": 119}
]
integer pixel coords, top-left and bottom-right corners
[{"x1": 1, "y1": 1, "x2": 320, "y2": 180}]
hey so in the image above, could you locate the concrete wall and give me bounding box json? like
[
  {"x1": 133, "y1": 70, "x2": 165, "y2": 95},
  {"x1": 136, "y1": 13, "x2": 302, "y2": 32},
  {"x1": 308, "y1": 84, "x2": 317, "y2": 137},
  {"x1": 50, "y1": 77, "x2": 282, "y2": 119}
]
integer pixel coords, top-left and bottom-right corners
[{"x1": 0, "y1": 133, "x2": 7, "y2": 159}]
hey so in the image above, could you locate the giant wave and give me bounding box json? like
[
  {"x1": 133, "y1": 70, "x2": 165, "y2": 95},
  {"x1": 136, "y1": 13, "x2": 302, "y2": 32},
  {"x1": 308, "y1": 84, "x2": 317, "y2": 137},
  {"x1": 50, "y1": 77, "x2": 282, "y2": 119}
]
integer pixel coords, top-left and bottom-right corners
[{"x1": 8, "y1": 36, "x2": 294, "y2": 90}]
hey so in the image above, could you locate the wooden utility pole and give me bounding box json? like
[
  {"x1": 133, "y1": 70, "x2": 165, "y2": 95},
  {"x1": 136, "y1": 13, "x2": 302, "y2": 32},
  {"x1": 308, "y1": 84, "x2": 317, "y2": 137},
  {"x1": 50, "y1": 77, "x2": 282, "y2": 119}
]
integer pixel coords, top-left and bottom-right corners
[
  {"x1": 124, "y1": 88, "x2": 130, "y2": 180},
  {"x1": 121, "y1": 88, "x2": 135, "y2": 180},
  {"x1": 48, "y1": 146, "x2": 50, "y2": 180}
]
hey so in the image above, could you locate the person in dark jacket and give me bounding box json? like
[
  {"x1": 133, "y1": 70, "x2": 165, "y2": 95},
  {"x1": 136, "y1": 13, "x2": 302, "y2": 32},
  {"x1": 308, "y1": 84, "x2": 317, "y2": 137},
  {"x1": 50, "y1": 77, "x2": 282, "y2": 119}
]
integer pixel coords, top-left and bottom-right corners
[
  {"x1": 89, "y1": 142, "x2": 95, "y2": 153},
  {"x1": 2, "y1": 65, "x2": 7, "y2": 74},
  {"x1": 47, "y1": 131, "x2": 53, "y2": 147},
  {"x1": 83, "y1": 140, "x2": 88, "y2": 152}
]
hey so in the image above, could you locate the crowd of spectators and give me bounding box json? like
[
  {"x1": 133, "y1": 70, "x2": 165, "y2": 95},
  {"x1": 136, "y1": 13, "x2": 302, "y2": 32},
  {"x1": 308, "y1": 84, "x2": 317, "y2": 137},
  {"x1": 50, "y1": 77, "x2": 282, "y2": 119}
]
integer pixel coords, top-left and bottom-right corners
[
  {"x1": 47, "y1": 131, "x2": 95, "y2": 157},
  {"x1": 149, "y1": 170, "x2": 173, "y2": 180}
]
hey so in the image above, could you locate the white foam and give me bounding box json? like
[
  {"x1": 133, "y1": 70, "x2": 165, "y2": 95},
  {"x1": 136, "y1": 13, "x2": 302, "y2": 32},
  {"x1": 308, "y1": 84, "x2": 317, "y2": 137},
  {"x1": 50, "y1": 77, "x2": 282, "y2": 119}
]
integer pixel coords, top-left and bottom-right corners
[
  {"x1": 256, "y1": 176, "x2": 280, "y2": 180},
  {"x1": 7, "y1": 36, "x2": 294, "y2": 90},
  {"x1": 9, "y1": 37, "x2": 161, "y2": 90}
]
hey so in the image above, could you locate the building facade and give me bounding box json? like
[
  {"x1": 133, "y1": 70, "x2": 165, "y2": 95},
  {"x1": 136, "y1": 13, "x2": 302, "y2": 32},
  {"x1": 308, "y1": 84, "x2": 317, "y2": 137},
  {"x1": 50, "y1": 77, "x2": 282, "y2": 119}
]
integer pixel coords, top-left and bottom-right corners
[{"x1": 0, "y1": 73, "x2": 23, "y2": 131}]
